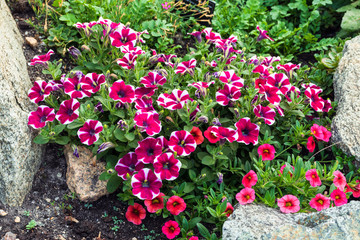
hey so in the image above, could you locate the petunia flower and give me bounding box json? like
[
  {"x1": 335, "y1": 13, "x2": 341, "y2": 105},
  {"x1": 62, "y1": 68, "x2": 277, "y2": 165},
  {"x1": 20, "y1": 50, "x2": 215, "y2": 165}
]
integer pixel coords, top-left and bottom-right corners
[
  {"x1": 306, "y1": 136, "x2": 316, "y2": 153},
  {"x1": 131, "y1": 168, "x2": 162, "y2": 200},
  {"x1": 253, "y1": 105, "x2": 276, "y2": 125},
  {"x1": 157, "y1": 136, "x2": 172, "y2": 154},
  {"x1": 188, "y1": 81, "x2": 214, "y2": 98},
  {"x1": 261, "y1": 85, "x2": 282, "y2": 105},
  {"x1": 109, "y1": 80, "x2": 135, "y2": 103},
  {"x1": 333, "y1": 170, "x2": 346, "y2": 191},
  {"x1": 134, "y1": 111, "x2": 162, "y2": 136},
  {"x1": 28, "y1": 105, "x2": 55, "y2": 129},
  {"x1": 115, "y1": 152, "x2": 144, "y2": 180},
  {"x1": 204, "y1": 126, "x2": 222, "y2": 143},
  {"x1": 135, "y1": 137, "x2": 162, "y2": 164},
  {"x1": 77, "y1": 120, "x2": 103, "y2": 145},
  {"x1": 218, "y1": 70, "x2": 244, "y2": 87},
  {"x1": 144, "y1": 192, "x2": 165, "y2": 213},
  {"x1": 135, "y1": 97, "x2": 154, "y2": 112},
  {"x1": 157, "y1": 89, "x2": 191, "y2": 110},
  {"x1": 276, "y1": 63, "x2": 300, "y2": 79},
  {"x1": 216, "y1": 84, "x2": 241, "y2": 106},
  {"x1": 117, "y1": 52, "x2": 138, "y2": 69},
  {"x1": 305, "y1": 169, "x2": 322, "y2": 187},
  {"x1": 304, "y1": 88, "x2": 325, "y2": 112},
  {"x1": 261, "y1": 56, "x2": 281, "y2": 67},
  {"x1": 310, "y1": 124, "x2": 331, "y2": 142},
  {"x1": 97, "y1": 142, "x2": 115, "y2": 154},
  {"x1": 63, "y1": 74, "x2": 92, "y2": 99},
  {"x1": 189, "y1": 236, "x2": 199, "y2": 240},
  {"x1": 168, "y1": 130, "x2": 197, "y2": 156},
  {"x1": 125, "y1": 203, "x2": 146, "y2": 225},
  {"x1": 256, "y1": 25, "x2": 274, "y2": 41},
  {"x1": 202, "y1": 28, "x2": 222, "y2": 43},
  {"x1": 242, "y1": 170, "x2": 258, "y2": 188},
  {"x1": 120, "y1": 45, "x2": 145, "y2": 55},
  {"x1": 135, "y1": 86, "x2": 157, "y2": 98},
  {"x1": 224, "y1": 202, "x2": 234, "y2": 217},
  {"x1": 162, "y1": 220, "x2": 180, "y2": 239},
  {"x1": 235, "y1": 118, "x2": 259, "y2": 145},
  {"x1": 252, "y1": 64, "x2": 270, "y2": 78},
  {"x1": 277, "y1": 195, "x2": 300, "y2": 213},
  {"x1": 188, "y1": 31, "x2": 202, "y2": 43},
  {"x1": 217, "y1": 127, "x2": 238, "y2": 143},
  {"x1": 236, "y1": 188, "x2": 256, "y2": 205},
  {"x1": 309, "y1": 194, "x2": 330, "y2": 211},
  {"x1": 28, "y1": 80, "x2": 53, "y2": 103},
  {"x1": 190, "y1": 126, "x2": 204, "y2": 145},
  {"x1": 330, "y1": 189, "x2": 348, "y2": 206},
  {"x1": 266, "y1": 73, "x2": 291, "y2": 95},
  {"x1": 166, "y1": 196, "x2": 186, "y2": 215},
  {"x1": 55, "y1": 98, "x2": 80, "y2": 124},
  {"x1": 345, "y1": 180, "x2": 360, "y2": 198},
  {"x1": 175, "y1": 59, "x2": 196, "y2": 76},
  {"x1": 257, "y1": 144, "x2": 276, "y2": 161},
  {"x1": 153, "y1": 153, "x2": 181, "y2": 181},
  {"x1": 81, "y1": 72, "x2": 106, "y2": 93},
  {"x1": 109, "y1": 26, "x2": 137, "y2": 48},
  {"x1": 140, "y1": 71, "x2": 167, "y2": 88},
  {"x1": 29, "y1": 49, "x2": 54, "y2": 66}
]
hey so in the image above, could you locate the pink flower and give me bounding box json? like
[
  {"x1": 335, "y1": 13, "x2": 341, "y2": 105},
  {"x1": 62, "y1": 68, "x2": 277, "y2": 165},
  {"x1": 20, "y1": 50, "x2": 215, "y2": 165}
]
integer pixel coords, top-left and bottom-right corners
[
  {"x1": 80, "y1": 73, "x2": 106, "y2": 93},
  {"x1": 189, "y1": 81, "x2": 214, "y2": 98},
  {"x1": 168, "y1": 130, "x2": 197, "y2": 156},
  {"x1": 219, "y1": 70, "x2": 244, "y2": 87},
  {"x1": 166, "y1": 196, "x2": 186, "y2": 215},
  {"x1": 305, "y1": 169, "x2": 322, "y2": 187},
  {"x1": 153, "y1": 153, "x2": 181, "y2": 181},
  {"x1": 140, "y1": 72, "x2": 167, "y2": 88},
  {"x1": 157, "y1": 136, "x2": 172, "y2": 153},
  {"x1": 236, "y1": 188, "x2": 256, "y2": 205},
  {"x1": 134, "y1": 111, "x2": 162, "y2": 136},
  {"x1": 109, "y1": 27, "x2": 137, "y2": 48},
  {"x1": 204, "y1": 126, "x2": 222, "y2": 143},
  {"x1": 261, "y1": 56, "x2": 281, "y2": 67},
  {"x1": 157, "y1": 89, "x2": 192, "y2": 110},
  {"x1": 131, "y1": 168, "x2": 162, "y2": 200},
  {"x1": 144, "y1": 192, "x2": 165, "y2": 213},
  {"x1": 252, "y1": 64, "x2": 270, "y2": 77},
  {"x1": 175, "y1": 59, "x2": 196, "y2": 76},
  {"x1": 135, "y1": 97, "x2": 154, "y2": 112},
  {"x1": 345, "y1": 181, "x2": 360, "y2": 198},
  {"x1": 28, "y1": 80, "x2": 53, "y2": 103},
  {"x1": 305, "y1": 88, "x2": 325, "y2": 112},
  {"x1": 216, "y1": 84, "x2": 241, "y2": 106},
  {"x1": 307, "y1": 136, "x2": 316, "y2": 153},
  {"x1": 261, "y1": 85, "x2": 282, "y2": 105},
  {"x1": 277, "y1": 195, "x2": 300, "y2": 213},
  {"x1": 276, "y1": 63, "x2": 300, "y2": 79},
  {"x1": 135, "y1": 86, "x2": 157, "y2": 98},
  {"x1": 330, "y1": 189, "x2": 348, "y2": 206},
  {"x1": 109, "y1": 80, "x2": 135, "y2": 103},
  {"x1": 266, "y1": 73, "x2": 291, "y2": 95},
  {"x1": 29, "y1": 49, "x2": 54, "y2": 66},
  {"x1": 309, "y1": 194, "x2": 330, "y2": 211},
  {"x1": 28, "y1": 105, "x2": 55, "y2": 129},
  {"x1": 202, "y1": 28, "x2": 222, "y2": 43},
  {"x1": 242, "y1": 170, "x2": 258, "y2": 188},
  {"x1": 117, "y1": 52, "x2": 138, "y2": 69},
  {"x1": 333, "y1": 170, "x2": 346, "y2": 191},
  {"x1": 310, "y1": 124, "x2": 331, "y2": 142},
  {"x1": 253, "y1": 105, "x2": 276, "y2": 125},
  {"x1": 55, "y1": 99, "x2": 80, "y2": 124},
  {"x1": 77, "y1": 120, "x2": 103, "y2": 145},
  {"x1": 224, "y1": 202, "x2": 234, "y2": 217},
  {"x1": 189, "y1": 237, "x2": 199, "y2": 240},
  {"x1": 257, "y1": 144, "x2": 276, "y2": 161},
  {"x1": 279, "y1": 164, "x2": 295, "y2": 177},
  {"x1": 135, "y1": 137, "x2": 162, "y2": 164},
  {"x1": 115, "y1": 152, "x2": 144, "y2": 180},
  {"x1": 120, "y1": 45, "x2": 145, "y2": 55},
  {"x1": 125, "y1": 203, "x2": 146, "y2": 225},
  {"x1": 161, "y1": 2, "x2": 171, "y2": 10},
  {"x1": 188, "y1": 30, "x2": 202, "y2": 43},
  {"x1": 217, "y1": 127, "x2": 238, "y2": 143},
  {"x1": 63, "y1": 74, "x2": 92, "y2": 99},
  {"x1": 235, "y1": 118, "x2": 259, "y2": 145},
  {"x1": 256, "y1": 25, "x2": 274, "y2": 41},
  {"x1": 162, "y1": 220, "x2": 180, "y2": 239}
]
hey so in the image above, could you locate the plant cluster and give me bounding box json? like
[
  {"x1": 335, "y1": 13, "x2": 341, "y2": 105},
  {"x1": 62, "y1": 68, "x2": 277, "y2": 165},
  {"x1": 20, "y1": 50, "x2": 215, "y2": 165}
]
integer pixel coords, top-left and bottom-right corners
[{"x1": 26, "y1": 16, "x2": 360, "y2": 239}]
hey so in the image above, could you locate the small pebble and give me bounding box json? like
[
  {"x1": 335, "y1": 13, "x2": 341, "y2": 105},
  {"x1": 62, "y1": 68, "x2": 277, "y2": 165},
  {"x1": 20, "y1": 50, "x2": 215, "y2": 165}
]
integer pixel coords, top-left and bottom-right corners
[
  {"x1": 132, "y1": 238, "x2": 138, "y2": 240},
  {"x1": 14, "y1": 216, "x2": 20, "y2": 223},
  {"x1": 45, "y1": 198, "x2": 51, "y2": 203},
  {"x1": 2, "y1": 231, "x2": 16, "y2": 240},
  {"x1": 57, "y1": 172, "x2": 62, "y2": 178},
  {"x1": 25, "y1": 37, "x2": 38, "y2": 49},
  {"x1": 55, "y1": 197, "x2": 59, "y2": 201},
  {"x1": 0, "y1": 209, "x2": 8, "y2": 217}
]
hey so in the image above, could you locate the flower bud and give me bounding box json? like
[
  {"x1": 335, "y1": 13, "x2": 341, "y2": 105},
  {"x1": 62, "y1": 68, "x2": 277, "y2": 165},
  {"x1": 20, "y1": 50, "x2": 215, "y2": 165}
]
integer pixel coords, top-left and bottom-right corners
[
  {"x1": 97, "y1": 142, "x2": 115, "y2": 154},
  {"x1": 68, "y1": 46, "x2": 82, "y2": 59},
  {"x1": 81, "y1": 45, "x2": 90, "y2": 52},
  {"x1": 71, "y1": 145, "x2": 79, "y2": 158},
  {"x1": 212, "y1": 118, "x2": 221, "y2": 126}
]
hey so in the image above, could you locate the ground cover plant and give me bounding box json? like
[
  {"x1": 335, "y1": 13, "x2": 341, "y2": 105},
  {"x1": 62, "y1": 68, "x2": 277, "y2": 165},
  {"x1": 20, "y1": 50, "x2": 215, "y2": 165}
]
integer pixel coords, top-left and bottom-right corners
[{"x1": 25, "y1": 12, "x2": 360, "y2": 239}]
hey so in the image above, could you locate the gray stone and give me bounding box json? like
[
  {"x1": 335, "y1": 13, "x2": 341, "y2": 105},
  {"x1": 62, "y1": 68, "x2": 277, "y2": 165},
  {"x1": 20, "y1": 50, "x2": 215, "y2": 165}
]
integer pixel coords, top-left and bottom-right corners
[
  {"x1": 0, "y1": 0, "x2": 43, "y2": 206},
  {"x1": 332, "y1": 35, "x2": 360, "y2": 163},
  {"x1": 223, "y1": 201, "x2": 360, "y2": 240}
]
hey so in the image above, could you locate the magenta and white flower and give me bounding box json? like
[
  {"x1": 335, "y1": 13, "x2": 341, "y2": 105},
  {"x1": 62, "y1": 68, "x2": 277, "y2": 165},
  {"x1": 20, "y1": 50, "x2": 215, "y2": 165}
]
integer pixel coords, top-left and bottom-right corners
[
  {"x1": 157, "y1": 89, "x2": 191, "y2": 110},
  {"x1": 216, "y1": 84, "x2": 241, "y2": 106},
  {"x1": 189, "y1": 81, "x2": 214, "y2": 98},
  {"x1": 109, "y1": 26, "x2": 137, "y2": 48},
  {"x1": 235, "y1": 118, "x2": 259, "y2": 145},
  {"x1": 256, "y1": 25, "x2": 274, "y2": 41},
  {"x1": 55, "y1": 99, "x2": 80, "y2": 124},
  {"x1": 253, "y1": 105, "x2": 276, "y2": 125},
  {"x1": 153, "y1": 153, "x2": 181, "y2": 181},
  {"x1": 63, "y1": 75, "x2": 92, "y2": 99},
  {"x1": 28, "y1": 80, "x2": 53, "y2": 103},
  {"x1": 261, "y1": 85, "x2": 282, "y2": 105},
  {"x1": 135, "y1": 137, "x2": 163, "y2": 164},
  {"x1": 120, "y1": 45, "x2": 145, "y2": 55},
  {"x1": 135, "y1": 86, "x2": 157, "y2": 98},
  {"x1": 117, "y1": 53, "x2": 138, "y2": 69},
  {"x1": 202, "y1": 28, "x2": 222, "y2": 43},
  {"x1": 115, "y1": 152, "x2": 144, "y2": 180},
  {"x1": 217, "y1": 127, "x2": 238, "y2": 143},
  {"x1": 277, "y1": 63, "x2": 300, "y2": 78},
  {"x1": 109, "y1": 80, "x2": 135, "y2": 103},
  {"x1": 261, "y1": 56, "x2": 281, "y2": 67},
  {"x1": 134, "y1": 111, "x2": 162, "y2": 136},
  {"x1": 219, "y1": 70, "x2": 244, "y2": 87},
  {"x1": 266, "y1": 73, "x2": 291, "y2": 95},
  {"x1": 304, "y1": 88, "x2": 325, "y2": 112},
  {"x1": 140, "y1": 72, "x2": 167, "y2": 88},
  {"x1": 168, "y1": 130, "x2": 197, "y2": 156},
  {"x1": 252, "y1": 64, "x2": 270, "y2": 78},
  {"x1": 135, "y1": 97, "x2": 154, "y2": 112},
  {"x1": 157, "y1": 136, "x2": 172, "y2": 153},
  {"x1": 131, "y1": 168, "x2": 162, "y2": 200},
  {"x1": 29, "y1": 50, "x2": 54, "y2": 66},
  {"x1": 77, "y1": 120, "x2": 103, "y2": 145},
  {"x1": 175, "y1": 59, "x2": 196, "y2": 76},
  {"x1": 81, "y1": 73, "x2": 106, "y2": 93},
  {"x1": 28, "y1": 105, "x2": 55, "y2": 129}
]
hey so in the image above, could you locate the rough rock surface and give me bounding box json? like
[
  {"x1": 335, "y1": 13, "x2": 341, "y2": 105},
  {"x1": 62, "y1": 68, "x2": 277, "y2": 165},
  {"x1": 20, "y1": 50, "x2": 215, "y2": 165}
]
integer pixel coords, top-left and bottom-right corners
[
  {"x1": 0, "y1": 0, "x2": 43, "y2": 206},
  {"x1": 223, "y1": 201, "x2": 360, "y2": 240},
  {"x1": 64, "y1": 145, "x2": 109, "y2": 202},
  {"x1": 332, "y1": 36, "x2": 360, "y2": 163}
]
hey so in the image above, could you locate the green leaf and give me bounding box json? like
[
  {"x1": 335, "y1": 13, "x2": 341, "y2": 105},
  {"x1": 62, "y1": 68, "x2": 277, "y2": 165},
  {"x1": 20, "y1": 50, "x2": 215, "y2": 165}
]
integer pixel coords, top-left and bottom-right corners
[
  {"x1": 182, "y1": 218, "x2": 189, "y2": 232},
  {"x1": 188, "y1": 217, "x2": 202, "y2": 230},
  {"x1": 197, "y1": 223, "x2": 211, "y2": 239},
  {"x1": 125, "y1": 132, "x2": 135, "y2": 141},
  {"x1": 183, "y1": 182, "x2": 195, "y2": 193},
  {"x1": 107, "y1": 175, "x2": 122, "y2": 193},
  {"x1": 33, "y1": 134, "x2": 49, "y2": 144},
  {"x1": 54, "y1": 136, "x2": 70, "y2": 145},
  {"x1": 206, "y1": 207, "x2": 218, "y2": 218},
  {"x1": 99, "y1": 171, "x2": 112, "y2": 181},
  {"x1": 189, "y1": 170, "x2": 196, "y2": 180},
  {"x1": 202, "y1": 156, "x2": 215, "y2": 166},
  {"x1": 67, "y1": 120, "x2": 84, "y2": 129},
  {"x1": 114, "y1": 128, "x2": 127, "y2": 142},
  {"x1": 54, "y1": 124, "x2": 66, "y2": 135}
]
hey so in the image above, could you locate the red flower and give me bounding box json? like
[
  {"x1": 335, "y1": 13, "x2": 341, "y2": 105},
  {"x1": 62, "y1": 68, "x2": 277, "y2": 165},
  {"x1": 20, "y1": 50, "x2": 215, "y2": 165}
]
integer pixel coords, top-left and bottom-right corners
[
  {"x1": 309, "y1": 194, "x2": 330, "y2": 211},
  {"x1": 242, "y1": 170, "x2": 258, "y2": 188},
  {"x1": 134, "y1": 111, "x2": 162, "y2": 136},
  {"x1": 81, "y1": 72, "x2": 106, "y2": 93},
  {"x1": 135, "y1": 137, "x2": 162, "y2": 164},
  {"x1": 330, "y1": 189, "x2": 348, "y2": 206},
  {"x1": 253, "y1": 105, "x2": 276, "y2": 125},
  {"x1": 115, "y1": 152, "x2": 144, "y2": 180},
  {"x1": 235, "y1": 118, "x2": 259, "y2": 145},
  {"x1": 219, "y1": 70, "x2": 244, "y2": 87},
  {"x1": 125, "y1": 203, "x2": 146, "y2": 225},
  {"x1": 28, "y1": 80, "x2": 53, "y2": 103},
  {"x1": 131, "y1": 168, "x2": 162, "y2": 200},
  {"x1": 63, "y1": 75, "x2": 92, "y2": 99},
  {"x1": 162, "y1": 220, "x2": 180, "y2": 239},
  {"x1": 204, "y1": 126, "x2": 222, "y2": 143},
  {"x1": 266, "y1": 73, "x2": 291, "y2": 95},
  {"x1": 153, "y1": 153, "x2": 181, "y2": 181},
  {"x1": 277, "y1": 195, "x2": 300, "y2": 213},
  {"x1": 190, "y1": 126, "x2": 204, "y2": 145},
  {"x1": 236, "y1": 188, "x2": 256, "y2": 205},
  {"x1": 144, "y1": 192, "x2": 165, "y2": 213},
  {"x1": 306, "y1": 136, "x2": 316, "y2": 153},
  {"x1": 217, "y1": 127, "x2": 238, "y2": 143},
  {"x1": 261, "y1": 85, "x2": 282, "y2": 105},
  {"x1": 175, "y1": 59, "x2": 196, "y2": 76},
  {"x1": 224, "y1": 202, "x2": 234, "y2": 217},
  {"x1": 216, "y1": 84, "x2": 241, "y2": 106},
  {"x1": 345, "y1": 181, "x2": 360, "y2": 198},
  {"x1": 109, "y1": 27, "x2": 137, "y2": 48},
  {"x1": 77, "y1": 120, "x2": 103, "y2": 145},
  {"x1": 310, "y1": 124, "x2": 331, "y2": 142},
  {"x1": 333, "y1": 170, "x2": 346, "y2": 191},
  {"x1": 55, "y1": 98, "x2": 80, "y2": 124},
  {"x1": 140, "y1": 71, "x2": 167, "y2": 88},
  {"x1": 28, "y1": 105, "x2": 55, "y2": 129},
  {"x1": 109, "y1": 80, "x2": 135, "y2": 103},
  {"x1": 257, "y1": 144, "x2": 275, "y2": 161},
  {"x1": 166, "y1": 196, "x2": 186, "y2": 215},
  {"x1": 168, "y1": 130, "x2": 197, "y2": 156},
  {"x1": 305, "y1": 169, "x2": 322, "y2": 187}
]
